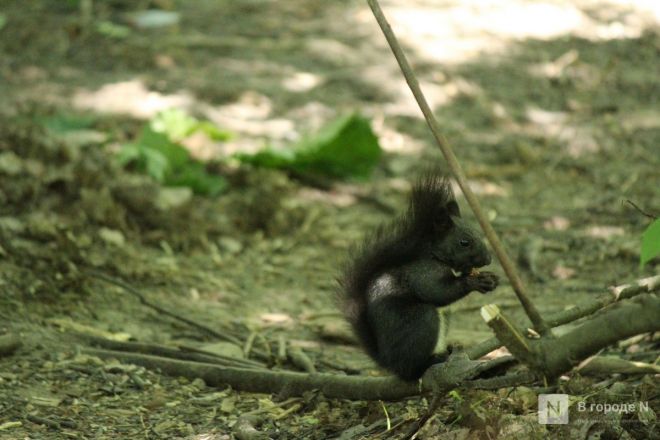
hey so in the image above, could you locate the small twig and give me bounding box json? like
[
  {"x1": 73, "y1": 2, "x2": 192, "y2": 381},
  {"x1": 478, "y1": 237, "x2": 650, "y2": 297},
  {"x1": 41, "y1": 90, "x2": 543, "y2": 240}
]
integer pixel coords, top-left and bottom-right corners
[
  {"x1": 319, "y1": 358, "x2": 362, "y2": 375},
  {"x1": 85, "y1": 336, "x2": 264, "y2": 369},
  {"x1": 87, "y1": 271, "x2": 243, "y2": 345},
  {"x1": 256, "y1": 333, "x2": 272, "y2": 360},
  {"x1": 25, "y1": 414, "x2": 78, "y2": 429},
  {"x1": 626, "y1": 199, "x2": 657, "y2": 219},
  {"x1": 272, "y1": 403, "x2": 302, "y2": 420},
  {"x1": 301, "y1": 311, "x2": 344, "y2": 321},
  {"x1": 452, "y1": 300, "x2": 519, "y2": 313},
  {"x1": 26, "y1": 414, "x2": 59, "y2": 429},
  {"x1": 576, "y1": 356, "x2": 660, "y2": 375},
  {"x1": 288, "y1": 347, "x2": 317, "y2": 373},
  {"x1": 408, "y1": 359, "x2": 523, "y2": 440},
  {"x1": 243, "y1": 332, "x2": 257, "y2": 358},
  {"x1": 462, "y1": 370, "x2": 537, "y2": 389},
  {"x1": 340, "y1": 416, "x2": 404, "y2": 440},
  {"x1": 366, "y1": 0, "x2": 548, "y2": 334},
  {"x1": 241, "y1": 397, "x2": 302, "y2": 417},
  {"x1": 379, "y1": 401, "x2": 391, "y2": 431},
  {"x1": 177, "y1": 344, "x2": 265, "y2": 368},
  {"x1": 407, "y1": 370, "x2": 536, "y2": 438},
  {"x1": 403, "y1": 395, "x2": 441, "y2": 440},
  {"x1": 276, "y1": 334, "x2": 287, "y2": 364}
]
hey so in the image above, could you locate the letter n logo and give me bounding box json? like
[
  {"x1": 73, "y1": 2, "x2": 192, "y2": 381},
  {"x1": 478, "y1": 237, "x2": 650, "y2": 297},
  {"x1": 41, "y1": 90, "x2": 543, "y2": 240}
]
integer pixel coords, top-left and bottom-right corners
[{"x1": 538, "y1": 394, "x2": 569, "y2": 424}]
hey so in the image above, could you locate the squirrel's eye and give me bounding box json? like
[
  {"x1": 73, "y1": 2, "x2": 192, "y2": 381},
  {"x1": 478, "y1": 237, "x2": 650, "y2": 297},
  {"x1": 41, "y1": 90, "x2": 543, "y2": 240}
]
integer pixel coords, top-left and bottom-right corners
[{"x1": 459, "y1": 239, "x2": 471, "y2": 247}]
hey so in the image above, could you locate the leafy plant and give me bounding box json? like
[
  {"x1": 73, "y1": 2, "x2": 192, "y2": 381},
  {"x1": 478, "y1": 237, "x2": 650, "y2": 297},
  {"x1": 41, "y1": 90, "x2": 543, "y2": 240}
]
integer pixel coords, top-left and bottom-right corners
[
  {"x1": 151, "y1": 108, "x2": 232, "y2": 142},
  {"x1": 235, "y1": 113, "x2": 381, "y2": 179},
  {"x1": 640, "y1": 218, "x2": 660, "y2": 268},
  {"x1": 39, "y1": 114, "x2": 96, "y2": 133},
  {"x1": 118, "y1": 116, "x2": 227, "y2": 196},
  {"x1": 37, "y1": 113, "x2": 109, "y2": 146}
]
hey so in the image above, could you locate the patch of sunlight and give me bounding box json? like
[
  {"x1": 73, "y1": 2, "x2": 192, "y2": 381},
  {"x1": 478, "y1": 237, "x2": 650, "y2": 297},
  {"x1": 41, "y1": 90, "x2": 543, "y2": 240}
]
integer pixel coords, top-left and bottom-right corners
[
  {"x1": 73, "y1": 80, "x2": 193, "y2": 118},
  {"x1": 298, "y1": 186, "x2": 358, "y2": 207},
  {"x1": 358, "y1": 0, "x2": 660, "y2": 64},
  {"x1": 585, "y1": 225, "x2": 626, "y2": 239},
  {"x1": 375, "y1": 124, "x2": 426, "y2": 154},
  {"x1": 73, "y1": 80, "x2": 298, "y2": 154},
  {"x1": 360, "y1": 62, "x2": 482, "y2": 118},
  {"x1": 282, "y1": 72, "x2": 323, "y2": 92},
  {"x1": 525, "y1": 107, "x2": 599, "y2": 157},
  {"x1": 450, "y1": 180, "x2": 509, "y2": 198},
  {"x1": 605, "y1": 0, "x2": 660, "y2": 21},
  {"x1": 202, "y1": 91, "x2": 296, "y2": 142}
]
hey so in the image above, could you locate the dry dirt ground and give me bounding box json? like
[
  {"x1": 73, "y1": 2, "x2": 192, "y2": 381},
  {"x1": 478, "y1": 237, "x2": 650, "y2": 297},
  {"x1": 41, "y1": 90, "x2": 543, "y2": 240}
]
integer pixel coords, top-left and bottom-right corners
[{"x1": 0, "y1": 0, "x2": 658, "y2": 438}]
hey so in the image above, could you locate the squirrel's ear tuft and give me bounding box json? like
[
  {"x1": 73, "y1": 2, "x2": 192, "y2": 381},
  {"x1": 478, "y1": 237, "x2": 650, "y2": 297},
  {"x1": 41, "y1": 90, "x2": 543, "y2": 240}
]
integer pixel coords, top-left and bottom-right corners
[{"x1": 446, "y1": 200, "x2": 461, "y2": 218}]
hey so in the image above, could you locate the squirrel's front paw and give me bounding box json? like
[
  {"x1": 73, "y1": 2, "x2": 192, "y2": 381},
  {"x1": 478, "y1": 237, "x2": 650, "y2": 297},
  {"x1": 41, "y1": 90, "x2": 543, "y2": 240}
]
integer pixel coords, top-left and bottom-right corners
[{"x1": 468, "y1": 271, "x2": 498, "y2": 293}]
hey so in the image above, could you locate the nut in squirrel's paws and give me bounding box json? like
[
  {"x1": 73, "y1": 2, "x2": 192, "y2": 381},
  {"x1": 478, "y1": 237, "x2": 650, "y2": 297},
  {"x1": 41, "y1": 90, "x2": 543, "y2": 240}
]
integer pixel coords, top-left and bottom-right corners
[
  {"x1": 469, "y1": 271, "x2": 499, "y2": 293},
  {"x1": 469, "y1": 268, "x2": 480, "y2": 277}
]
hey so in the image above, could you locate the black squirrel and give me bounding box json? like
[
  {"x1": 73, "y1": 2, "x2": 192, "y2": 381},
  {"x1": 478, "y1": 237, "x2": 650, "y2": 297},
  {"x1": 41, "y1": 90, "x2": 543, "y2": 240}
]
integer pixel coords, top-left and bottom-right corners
[{"x1": 340, "y1": 174, "x2": 498, "y2": 381}]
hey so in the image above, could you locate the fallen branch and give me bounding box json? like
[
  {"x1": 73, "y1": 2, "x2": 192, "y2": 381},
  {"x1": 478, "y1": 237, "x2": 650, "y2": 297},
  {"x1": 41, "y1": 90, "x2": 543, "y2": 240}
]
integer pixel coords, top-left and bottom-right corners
[
  {"x1": 82, "y1": 347, "x2": 525, "y2": 401},
  {"x1": 536, "y1": 293, "x2": 659, "y2": 378},
  {"x1": 481, "y1": 292, "x2": 659, "y2": 378},
  {"x1": 467, "y1": 275, "x2": 660, "y2": 360},
  {"x1": 83, "y1": 347, "x2": 419, "y2": 400}
]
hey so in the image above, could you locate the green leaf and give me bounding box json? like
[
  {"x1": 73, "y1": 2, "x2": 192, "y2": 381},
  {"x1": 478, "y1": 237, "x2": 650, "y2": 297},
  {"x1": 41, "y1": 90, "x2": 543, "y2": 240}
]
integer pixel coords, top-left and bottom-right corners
[
  {"x1": 292, "y1": 113, "x2": 381, "y2": 178},
  {"x1": 0, "y1": 14, "x2": 7, "y2": 32},
  {"x1": 151, "y1": 109, "x2": 197, "y2": 141},
  {"x1": 641, "y1": 218, "x2": 660, "y2": 267},
  {"x1": 137, "y1": 126, "x2": 190, "y2": 169},
  {"x1": 117, "y1": 142, "x2": 170, "y2": 182},
  {"x1": 142, "y1": 148, "x2": 170, "y2": 182},
  {"x1": 235, "y1": 113, "x2": 381, "y2": 179},
  {"x1": 116, "y1": 143, "x2": 142, "y2": 166},
  {"x1": 195, "y1": 121, "x2": 233, "y2": 141},
  {"x1": 166, "y1": 162, "x2": 227, "y2": 196},
  {"x1": 151, "y1": 109, "x2": 232, "y2": 142},
  {"x1": 39, "y1": 114, "x2": 96, "y2": 134},
  {"x1": 234, "y1": 147, "x2": 296, "y2": 169},
  {"x1": 119, "y1": 126, "x2": 227, "y2": 195}
]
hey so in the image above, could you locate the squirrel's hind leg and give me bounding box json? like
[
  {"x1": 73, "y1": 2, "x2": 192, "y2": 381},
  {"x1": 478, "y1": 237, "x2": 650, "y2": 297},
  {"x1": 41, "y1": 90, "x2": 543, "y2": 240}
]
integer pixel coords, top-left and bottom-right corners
[{"x1": 371, "y1": 302, "x2": 440, "y2": 381}]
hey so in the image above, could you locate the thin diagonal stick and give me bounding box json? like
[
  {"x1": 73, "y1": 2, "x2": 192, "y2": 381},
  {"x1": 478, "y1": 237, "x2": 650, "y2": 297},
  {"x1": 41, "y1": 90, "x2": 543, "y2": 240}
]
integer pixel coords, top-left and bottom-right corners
[{"x1": 367, "y1": 0, "x2": 548, "y2": 334}]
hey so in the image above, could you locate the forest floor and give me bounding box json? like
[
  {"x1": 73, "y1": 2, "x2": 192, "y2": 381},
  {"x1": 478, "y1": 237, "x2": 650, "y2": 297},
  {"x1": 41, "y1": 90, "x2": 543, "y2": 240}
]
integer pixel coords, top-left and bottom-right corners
[{"x1": 0, "y1": 0, "x2": 658, "y2": 439}]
